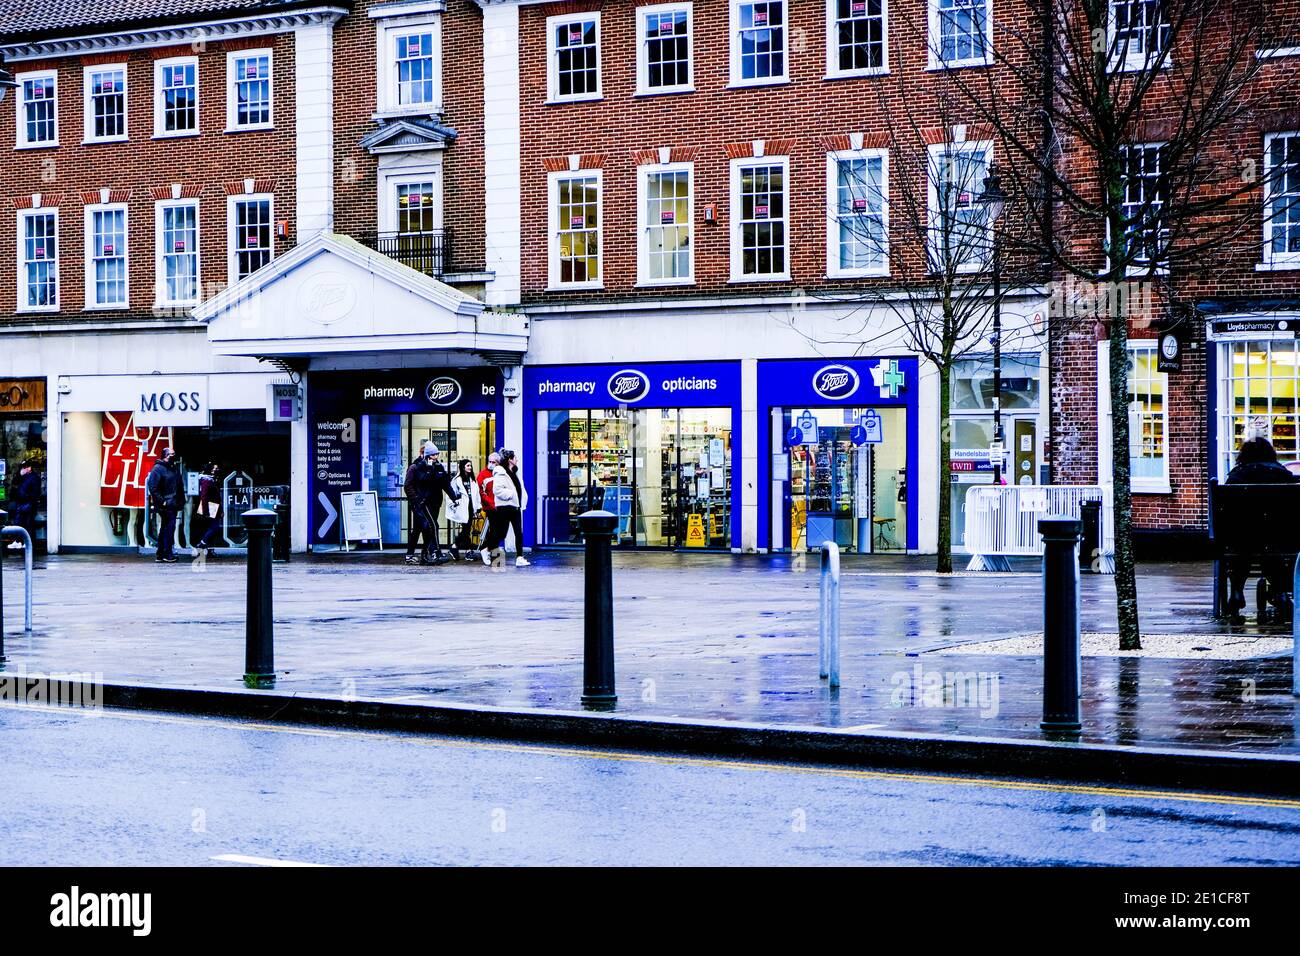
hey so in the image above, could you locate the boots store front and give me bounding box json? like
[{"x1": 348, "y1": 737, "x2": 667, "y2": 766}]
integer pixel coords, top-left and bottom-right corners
[
  {"x1": 759, "y1": 357, "x2": 919, "y2": 554},
  {"x1": 523, "y1": 362, "x2": 742, "y2": 551},
  {"x1": 308, "y1": 368, "x2": 504, "y2": 551},
  {"x1": 57, "y1": 372, "x2": 291, "y2": 552}
]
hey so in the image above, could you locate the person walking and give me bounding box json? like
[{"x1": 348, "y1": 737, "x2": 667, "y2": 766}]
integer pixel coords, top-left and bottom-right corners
[
  {"x1": 486, "y1": 448, "x2": 529, "y2": 569},
  {"x1": 8, "y1": 459, "x2": 41, "y2": 550},
  {"x1": 477, "y1": 452, "x2": 500, "y2": 565},
  {"x1": 145, "y1": 448, "x2": 183, "y2": 563},
  {"x1": 445, "y1": 458, "x2": 481, "y2": 561},
  {"x1": 191, "y1": 463, "x2": 224, "y2": 556},
  {"x1": 424, "y1": 443, "x2": 459, "y2": 563},
  {"x1": 1225, "y1": 436, "x2": 1298, "y2": 621},
  {"x1": 404, "y1": 441, "x2": 435, "y2": 565}
]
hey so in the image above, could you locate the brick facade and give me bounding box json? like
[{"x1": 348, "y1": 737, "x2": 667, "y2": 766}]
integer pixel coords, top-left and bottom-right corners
[
  {"x1": 514, "y1": 0, "x2": 1042, "y2": 304},
  {"x1": 0, "y1": 31, "x2": 298, "y2": 322}
]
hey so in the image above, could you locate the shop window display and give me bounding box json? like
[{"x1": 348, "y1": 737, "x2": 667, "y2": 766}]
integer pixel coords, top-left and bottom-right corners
[
  {"x1": 541, "y1": 407, "x2": 732, "y2": 549},
  {"x1": 61, "y1": 410, "x2": 289, "y2": 550},
  {"x1": 782, "y1": 406, "x2": 906, "y2": 553}
]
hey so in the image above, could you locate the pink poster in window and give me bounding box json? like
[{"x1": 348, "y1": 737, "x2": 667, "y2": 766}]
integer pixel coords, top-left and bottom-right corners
[
  {"x1": 754, "y1": 9, "x2": 768, "y2": 25},
  {"x1": 569, "y1": 215, "x2": 585, "y2": 228},
  {"x1": 658, "y1": 19, "x2": 675, "y2": 33},
  {"x1": 852, "y1": 198, "x2": 868, "y2": 212},
  {"x1": 103, "y1": 244, "x2": 115, "y2": 254},
  {"x1": 174, "y1": 240, "x2": 186, "y2": 252},
  {"x1": 246, "y1": 62, "x2": 260, "y2": 78},
  {"x1": 247, "y1": 231, "x2": 260, "y2": 248},
  {"x1": 568, "y1": 27, "x2": 583, "y2": 43},
  {"x1": 755, "y1": 204, "x2": 769, "y2": 217},
  {"x1": 171, "y1": 70, "x2": 186, "y2": 87},
  {"x1": 851, "y1": 0, "x2": 866, "y2": 13},
  {"x1": 100, "y1": 411, "x2": 173, "y2": 509},
  {"x1": 661, "y1": 210, "x2": 675, "y2": 224}
]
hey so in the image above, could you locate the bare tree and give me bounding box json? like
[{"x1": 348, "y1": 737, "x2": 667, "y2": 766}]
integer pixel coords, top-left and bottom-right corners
[
  {"x1": 927, "y1": 0, "x2": 1285, "y2": 647},
  {"x1": 795, "y1": 79, "x2": 1039, "y2": 573}
]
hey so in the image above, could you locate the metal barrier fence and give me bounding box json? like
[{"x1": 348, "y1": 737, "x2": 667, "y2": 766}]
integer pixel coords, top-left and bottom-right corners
[
  {"x1": 3, "y1": 525, "x2": 33, "y2": 633},
  {"x1": 963, "y1": 485, "x2": 1114, "y2": 573},
  {"x1": 818, "y1": 541, "x2": 841, "y2": 690}
]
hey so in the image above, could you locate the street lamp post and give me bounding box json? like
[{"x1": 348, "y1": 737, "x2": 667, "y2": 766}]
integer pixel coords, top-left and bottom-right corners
[{"x1": 978, "y1": 168, "x2": 1009, "y2": 485}]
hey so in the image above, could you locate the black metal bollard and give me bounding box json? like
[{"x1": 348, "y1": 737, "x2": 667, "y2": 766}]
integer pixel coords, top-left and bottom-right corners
[
  {"x1": 1039, "y1": 516, "x2": 1082, "y2": 731},
  {"x1": 242, "y1": 508, "x2": 277, "y2": 688},
  {"x1": 578, "y1": 509, "x2": 618, "y2": 707},
  {"x1": 0, "y1": 509, "x2": 6, "y2": 665}
]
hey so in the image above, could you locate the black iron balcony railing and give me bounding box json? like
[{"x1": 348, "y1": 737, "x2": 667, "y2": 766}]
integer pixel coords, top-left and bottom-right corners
[{"x1": 357, "y1": 229, "x2": 452, "y2": 278}]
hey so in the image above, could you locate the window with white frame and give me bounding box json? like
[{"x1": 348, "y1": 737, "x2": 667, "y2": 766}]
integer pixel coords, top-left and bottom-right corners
[
  {"x1": 550, "y1": 172, "x2": 602, "y2": 287},
  {"x1": 229, "y1": 196, "x2": 273, "y2": 282},
  {"x1": 829, "y1": 0, "x2": 887, "y2": 75},
  {"x1": 156, "y1": 201, "x2": 199, "y2": 306},
  {"x1": 18, "y1": 210, "x2": 58, "y2": 310},
  {"x1": 638, "y1": 4, "x2": 693, "y2": 93},
  {"x1": 17, "y1": 72, "x2": 58, "y2": 147},
  {"x1": 828, "y1": 150, "x2": 888, "y2": 276},
  {"x1": 155, "y1": 58, "x2": 198, "y2": 136},
  {"x1": 1127, "y1": 342, "x2": 1168, "y2": 487},
  {"x1": 86, "y1": 205, "x2": 128, "y2": 308},
  {"x1": 1265, "y1": 132, "x2": 1300, "y2": 266},
  {"x1": 929, "y1": 0, "x2": 990, "y2": 68},
  {"x1": 927, "y1": 141, "x2": 991, "y2": 272},
  {"x1": 395, "y1": 32, "x2": 436, "y2": 106},
  {"x1": 732, "y1": 158, "x2": 789, "y2": 279},
  {"x1": 85, "y1": 66, "x2": 126, "y2": 142},
  {"x1": 228, "y1": 51, "x2": 272, "y2": 129},
  {"x1": 1110, "y1": 0, "x2": 1169, "y2": 70},
  {"x1": 1118, "y1": 142, "x2": 1167, "y2": 273},
  {"x1": 548, "y1": 15, "x2": 601, "y2": 102},
  {"x1": 731, "y1": 1, "x2": 786, "y2": 84},
  {"x1": 374, "y1": 14, "x2": 442, "y2": 114},
  {"x1": 639, "y1": 164, "x2": 693, "y2": 283}
]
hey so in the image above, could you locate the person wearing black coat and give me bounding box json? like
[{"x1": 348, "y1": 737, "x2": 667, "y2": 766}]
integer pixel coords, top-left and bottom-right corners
[
  {"x1": 404, "y1": 441, "x2": 459, "y2": 565},
  {"x1": 8, "y1": 461, "x2": 41, "y2": 549},
  {"x1": 144, "y1": 448, "x2": 184, "y2": 563},
  {"x1": 1224, "y1": 437, "x2": 1298, "y2": 620}
]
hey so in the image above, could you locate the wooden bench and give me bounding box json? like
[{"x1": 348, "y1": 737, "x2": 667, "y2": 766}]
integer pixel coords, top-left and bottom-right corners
[{"x1": 1208, "y1": 479, "x2": 1300, "y2": 619}]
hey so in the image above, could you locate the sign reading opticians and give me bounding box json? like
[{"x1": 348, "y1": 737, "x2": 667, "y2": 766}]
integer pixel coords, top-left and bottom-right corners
[
  {"x1": 134, "y1": 376, "x2": 209, "y2": 427},
  {"x1": 525, "y1": 361, "x2": 743, "y2": 409}
]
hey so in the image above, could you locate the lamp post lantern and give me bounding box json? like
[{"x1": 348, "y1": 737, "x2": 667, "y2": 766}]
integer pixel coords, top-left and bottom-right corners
[
  {"x1": 0, "y1": 65, "x2": 16, "y2": 103},
  {"x1": 977, "y1": 167, "x2": 1009, "y2": 485}
]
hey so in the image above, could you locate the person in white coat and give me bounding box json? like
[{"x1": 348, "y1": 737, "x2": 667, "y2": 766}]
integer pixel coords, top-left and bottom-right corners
[
  {"x1": 485, "y1": 448, "x2": 529, "y2": 568},
  {"x1": 445, "y1": 458, "x2": 482, "y2": 561}
]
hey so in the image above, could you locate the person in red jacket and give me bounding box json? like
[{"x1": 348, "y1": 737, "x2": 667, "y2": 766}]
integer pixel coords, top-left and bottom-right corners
[{"x1": 476, "y1": 451, "x2": 500, "y2": 564}]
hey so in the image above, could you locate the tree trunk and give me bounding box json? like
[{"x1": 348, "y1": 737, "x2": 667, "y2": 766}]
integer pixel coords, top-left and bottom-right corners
[
  {"x1": 1108, "y1": 310, "x2": 1142, "y2": 650},
  {"x1": 937, "y1": 358, "x2": 954, "y2": 573}
]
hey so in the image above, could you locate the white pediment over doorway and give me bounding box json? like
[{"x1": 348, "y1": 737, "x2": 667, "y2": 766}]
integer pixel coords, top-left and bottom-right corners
[{"x1": 195, "y1": 232, "x2": 528, "y2": 358}]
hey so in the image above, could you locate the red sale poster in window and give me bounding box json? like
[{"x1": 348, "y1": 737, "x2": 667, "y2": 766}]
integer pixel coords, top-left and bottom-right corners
[{"x1": 100, "y1": 411, "x2": 173, "y2": 509}]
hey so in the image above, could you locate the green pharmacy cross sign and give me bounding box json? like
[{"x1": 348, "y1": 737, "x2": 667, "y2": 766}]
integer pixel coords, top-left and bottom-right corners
[{"x1": 871, "y1": 359, "x2": 905, "y2": 398}]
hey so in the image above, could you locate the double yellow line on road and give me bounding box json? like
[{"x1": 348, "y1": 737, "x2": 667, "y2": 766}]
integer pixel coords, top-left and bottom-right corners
[{"x1": 11, "y1": 703, "x2": 1300, "y2": 811}]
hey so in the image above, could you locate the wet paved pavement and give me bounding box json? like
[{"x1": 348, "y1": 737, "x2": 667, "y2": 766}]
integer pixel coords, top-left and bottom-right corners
[
  {"x1": 5, "y1": 705, "x2": 1298, "y2": 866},
  {"x1": 1, "y1": 551, "x2": 1297, "y2": 756}
]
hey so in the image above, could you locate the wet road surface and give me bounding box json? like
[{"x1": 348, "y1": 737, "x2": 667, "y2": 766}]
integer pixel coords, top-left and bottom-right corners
[{"x1": 3, "y1": 704, "x2": 1298, "y2": 866}]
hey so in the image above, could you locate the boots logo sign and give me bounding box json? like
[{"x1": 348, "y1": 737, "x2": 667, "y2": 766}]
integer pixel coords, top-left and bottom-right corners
[
  {"x1": 812, "y1": 365, "x2": 860, "y2": 401},
  {"x1": 426, "y1": 377, "x2": 462, "y2": 407},
  {"x1": 607, "y1": 369, "x2": 651, "y2": 403}
]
